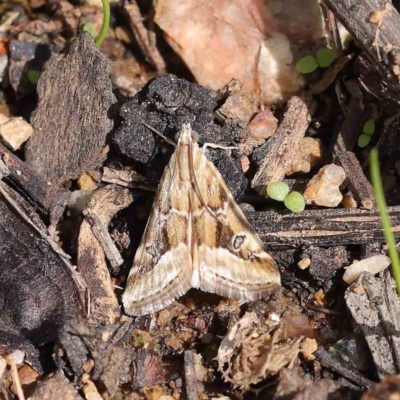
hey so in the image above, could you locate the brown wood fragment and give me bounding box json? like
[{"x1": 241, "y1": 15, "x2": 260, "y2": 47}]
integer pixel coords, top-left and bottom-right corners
[
  {"x1": 83, "y1": 209, "x2": 124, "y2": 272},
  {"x1": 123, "y1": 0, "x2": 166, "y2": 73},
  {"x1": 25, "y1": 32, "x2": 115, "y2": 184},
  {"x1": 102, "y1": 166, "x2": 155, "y2": 191},
  {"x1": 332, "y1": 99, "x2": 375, "y2": 209},
  {"x1": 346, "y1": 271, "x2": 400, "y2": 378},
  {"x1": 310, "y1": 55, "x2": 353, "y2": 95},
  {"x1": 184, "y1": 351, "x2": 199, "y2": 400},
  {"x1": 244, "y1": 206, "x2": 400, "y2": 249},
  {"x1": 77, "y1": 185, "x2": 133, "y2": 325},
  {"x1": 322, "y1": 0, "x2": 400, "y2": 100},
  {"x1": 335, "y1": 151, "x2": 374, "y2": 209},
  {"x1": 251, "y1": 93, "x2": 317, "y2": 192},
  {"x1": 0, "y1": 143, "x2": 69, "y2": 228}
]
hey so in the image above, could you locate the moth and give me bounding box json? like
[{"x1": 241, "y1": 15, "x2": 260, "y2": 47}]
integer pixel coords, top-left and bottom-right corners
[{"x1": 123, "y1": 123, "x2": 280, "y2": 316}]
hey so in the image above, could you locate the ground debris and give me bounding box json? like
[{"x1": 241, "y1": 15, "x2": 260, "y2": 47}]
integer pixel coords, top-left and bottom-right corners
[
  {"x1": 154, "y1": 0, "x2": 325, "y2": 104},
  {"x1": 60, "y1": 317, "x2": 136, "y2": 399},
  {"x1": 303, "y1": 164, "x2": 346, "y2": 207},
  {"x1": 251, "y1": 93, "x2": 317, "y2": 193},
  {"x1": 361, "y1": 374, "x2": 400, "y2": 400},
  {"x1": 112, "y1": 73, "x2": 247, "y2": 199},
  {"x1": 0, "y1": 114, "x2": 33, "y2": 151},
  {"x1": 77, "y1": 185, "x2": 133, "y2": 325},
  {"x1": 273, "y1": 368, "x2": 357, "y2": 400},
  {"x1": 28, "y1": 370, "x2": 82, "y2": 400},
  {"x1": 217, "y1": 312, "x2": 301, "y2": 389},
  {"x1": 345, "y1": 271, "x2": 400, "y2": 378},
  {"x1": 0, "y1": 183, "x2": 84, "y2": 369},
  {"x1": 25, "y1": 32, "x2": 115, "y2": 184},
  {"x1": 343, "y1": 255, "x2": 391, "y2": 284}
]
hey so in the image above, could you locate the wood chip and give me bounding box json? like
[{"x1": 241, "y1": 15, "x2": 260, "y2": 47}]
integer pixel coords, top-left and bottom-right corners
[
  {"x1": 25, "y1": 32, "x2": 115, "y2": 184},
  {"x1": 251, "y1": 92, "x2": 316, "y2": 192},
  {"x1": 346, "y1": 271, "x2": 400, "y2": 378},
  {"x1": 77, "y1": 185, "x2": 133, "y2": 325},
  {"x1": 244, "y1": 206, "x2": 400, "y2": 249}
]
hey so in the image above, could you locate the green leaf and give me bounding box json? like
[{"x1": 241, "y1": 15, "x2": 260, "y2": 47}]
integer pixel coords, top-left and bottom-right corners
[
  {"x1": 284, "y1": 191, "x2": 305, "y2": 213},
  {"x1": 27, "y1": 69, "x2": 39, "y2": 84},
  {"x1": 358, "y1": 134, "x2": 371, "y2": 148},
  {"x1": 370, "y1": 149, "x2": 400, "y2": 295},
  {"x1": 296, "y1": 55, "x2": 318, "y2": 74},
  {"x1": 363, "y1": 120, "x2": 375, "y2": 136},
  {"x1": 266, "y1": 182, "x2": 290, "y2": 201},
  {"x1": 316, "y1": 48, "x2": 336, "y2": 68}
]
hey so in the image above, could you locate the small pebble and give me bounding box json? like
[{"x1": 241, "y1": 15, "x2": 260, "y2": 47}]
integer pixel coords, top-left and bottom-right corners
[
  {"x1": 78, "y1": 173, "x2": 98, "y2": 191},
  {"x1": 298, "y1": 257, "x2": 311, "y2": 270},
  {"x1": 300, "y1": 338, "x2": 318, "y2": 361},
  {"x1": 314, "y1": 289, "x2": 326, "y2": 307},
  {"x1": 303, "y1": 164, "x2": 346, "y2": 207},
  {"x1": 82, "y1": 359, "x2": 95, "y2": 373},
  {"x1": 0, "y1": 115, "x2": 33, "y2": 151},
  {"x1": 343, "y1": 255, "x2": 391, "y2": 284}
]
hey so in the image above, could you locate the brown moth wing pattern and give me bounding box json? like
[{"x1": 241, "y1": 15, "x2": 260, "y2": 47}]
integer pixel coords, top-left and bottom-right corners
[
  {"x1": 191, "y1": 144, "x2": 281, "y2": 300},
  {"x1": 122, "y1": 151, "x2": 193, "y2": 316}
]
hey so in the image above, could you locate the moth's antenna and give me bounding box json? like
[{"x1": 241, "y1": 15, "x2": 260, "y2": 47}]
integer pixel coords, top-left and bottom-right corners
[{"x1": 141, "y1": 122, "x2": 177, "y2": 148}]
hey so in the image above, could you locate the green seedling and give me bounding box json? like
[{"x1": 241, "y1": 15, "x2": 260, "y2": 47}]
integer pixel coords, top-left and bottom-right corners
[
  {"x1": 370, "y1": 148, "x2": 400, "y2": 294},
  {"x1": 27, "y1": 69, "x2": 39, "y2": 84},
  {"x1": 266, "y1": 182, "x2": 290, "y2": 201},
  {"x1": 284, "y1": 191, "x2": 305, "y2": 213},
  {"x1": 316, "y1": 48, "x2": 336, "y2": 67},
  {"x1": 358, "y1": 134, "x2": 371, "y2": 148},
  {"x1": 363, "y1": 120, "x2": 375, "y2": 136},
  {"x1": 296, "y1": 55, "x2": 318, "y2": 74},
  {"x1": 95, "y1": 0, "x2": 110, "y2": 47}
]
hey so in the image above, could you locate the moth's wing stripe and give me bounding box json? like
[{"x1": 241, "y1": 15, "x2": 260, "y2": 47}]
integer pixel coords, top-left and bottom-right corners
[
  {"x1": 191, "y1": 147, "x2": 281, "y2": 300},
  {"x1": 122, "y1": 152, "x2": 193, "y2": 316}
]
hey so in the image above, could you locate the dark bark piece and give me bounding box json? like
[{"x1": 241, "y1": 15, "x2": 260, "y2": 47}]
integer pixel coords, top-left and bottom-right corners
[
  {"x1": 251, "y1": 93, "x2": 317, "y2": 193},
  {"x1": 322, "y1": 0, "x2": 400, "y2": 100},
  {"x1": 123, "y1": 0, "x2": 166, "y2": 73},
  {"x1": 184, "y1": 351, "x2": 199, "y2": 400},
  {"x1": 332, "y1": 100, "x2": 375, "y2": 209},
  {"x1": 0, "y1": 183, "x2": 84, "y2": 346},
  {"x1": 244, "y1": 206, "x2": 400, "y2": 249},
  {"x1": 379, "y1": 113, "x2": 400, "y2": 171},
  {"x1": 346, "y1": 271, "x2": 400, "y2": 378},
  {"x1": 310, "y1": 55, "x2": 353, "y2": 95},
  {"x1": 308, "y1": 246, "x2": 348, "y2": 282},
  {"x1": 29, "y1": 371, "x2": 83, "y2": 400},
  {"x1": 83, "y1": 210, "x2": 124, "y2": 272},
  {"x1": 335, "y1": 150, "x2": 375, "y2": 209},
  {"x1": 0, "y1": 143, "x2": 69, "y2": 227},
  {"x1": 25, "y1": 32, "x2": 115, "y2": 184},
  {"x1": 77, "y1": 186, "x2": 133, "y2": 325},
  {"x1": 112, "y1": 74, "x2": 247, "y2": 199},
  {"x1": 315, "y1": 346, "x2": 373, "y2": 388}
]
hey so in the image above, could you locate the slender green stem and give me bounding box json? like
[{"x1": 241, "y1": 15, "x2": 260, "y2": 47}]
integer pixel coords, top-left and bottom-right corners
[
  {"x1": 370, "y1": 148, "x2": 400, "y2": 294},
  {"x1": 95, "y1": 0, "x2": 110, "y2": 47}
]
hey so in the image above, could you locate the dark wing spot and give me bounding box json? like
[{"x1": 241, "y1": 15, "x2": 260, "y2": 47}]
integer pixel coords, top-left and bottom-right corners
[{"x1": 232, "y1": 234, "x2": 246, "y2": 252}]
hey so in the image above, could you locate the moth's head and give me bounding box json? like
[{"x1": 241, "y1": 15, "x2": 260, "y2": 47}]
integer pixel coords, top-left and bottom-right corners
[{"x1": 175, "y1": 123, "x2": 199, "y2": 145}]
